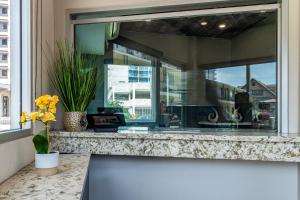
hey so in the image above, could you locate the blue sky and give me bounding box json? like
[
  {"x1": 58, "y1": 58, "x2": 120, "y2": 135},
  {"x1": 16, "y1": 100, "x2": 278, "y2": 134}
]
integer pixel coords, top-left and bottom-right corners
[{"x1": 215, "y1": 62, "x2": 276, "y2": 87}]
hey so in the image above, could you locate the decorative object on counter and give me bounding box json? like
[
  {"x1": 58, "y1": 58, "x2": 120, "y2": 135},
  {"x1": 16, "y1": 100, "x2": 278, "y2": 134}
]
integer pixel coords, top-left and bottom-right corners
[
  {"x1": 20, "y1": 94, "x2": 59, "y2": 176},
  {"x1": 87, "y1": 113, "x2": 126, "y2": 132},
  {"x1": 86, "y1": 107, "x2": 126, "y2": 132},
  {"x1": 48, "y1": 41, "x2": 99, "y2": 132},
  {"x1": 64, "y1": 111, "x2": 88, "y2": 132},
  {"x1": 207, "y1": 107, "x2": 219, "y2": 123}
]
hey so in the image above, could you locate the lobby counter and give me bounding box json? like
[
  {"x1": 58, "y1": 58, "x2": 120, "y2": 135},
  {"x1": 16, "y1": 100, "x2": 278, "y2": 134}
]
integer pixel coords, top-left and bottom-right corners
[{"x1": 50, "y1": 130, "x2": 300, "y2": 162}]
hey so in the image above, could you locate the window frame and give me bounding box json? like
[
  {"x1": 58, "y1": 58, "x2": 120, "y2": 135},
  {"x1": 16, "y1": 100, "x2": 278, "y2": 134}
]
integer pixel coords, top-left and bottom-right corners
[
  {"x1": 69, "y1": 3, "x2": 286, "y2": 135},
  {"x1": 0, "y1": 0, "x2": 31, "y2": 144}
]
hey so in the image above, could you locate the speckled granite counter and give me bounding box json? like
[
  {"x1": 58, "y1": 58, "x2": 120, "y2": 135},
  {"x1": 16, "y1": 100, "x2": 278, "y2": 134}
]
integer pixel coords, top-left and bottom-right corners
[
  {"x1": 0, "y1": 154, "x2": 90, "y2": 200},
  {"x1": 50, "y1": 130, "x2": 300, "y2": 162}
]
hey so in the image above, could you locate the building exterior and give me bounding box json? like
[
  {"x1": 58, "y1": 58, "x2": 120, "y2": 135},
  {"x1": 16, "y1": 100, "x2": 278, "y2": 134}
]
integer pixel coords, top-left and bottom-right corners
[
  {"x1": 106, "y1": 64, "x2": 153, "y2": 121},
  {"x1": 107, "y1": 45, "x2": 185, "y2": 122},
  {"x1": 205, "y1": 78, "x2": 276, "y2": 127},
  {"x1": 205, "y1": 79, "x2": 246, "y2": 121},
  {"x1": 0, "y1": 0, "x2": 9, "y2": 130},
  {"x1": 246, "y1": 78, "x2": 277, "y2": 118}
]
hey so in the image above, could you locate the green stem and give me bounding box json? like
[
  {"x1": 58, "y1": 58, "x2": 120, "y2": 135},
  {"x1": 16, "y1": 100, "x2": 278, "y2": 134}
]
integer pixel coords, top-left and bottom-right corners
[{"x1": 45, "y1": 124, "x2": 50, "y2": 153}]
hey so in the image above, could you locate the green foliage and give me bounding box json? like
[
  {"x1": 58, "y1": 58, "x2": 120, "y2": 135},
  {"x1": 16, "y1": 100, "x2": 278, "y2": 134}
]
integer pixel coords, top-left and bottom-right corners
[
  {"x1": 49, "y1": 41, "x2": 99, "y2": 112},
  {"x1": 106, "y1": 101, "x2": 123, "y2": 108},
  {"x1": 32, "y1": 130, "x2": 48, "y2": 154},
  {"x1": 107, "y1": 101, "x2": 135, "y2": 120}
]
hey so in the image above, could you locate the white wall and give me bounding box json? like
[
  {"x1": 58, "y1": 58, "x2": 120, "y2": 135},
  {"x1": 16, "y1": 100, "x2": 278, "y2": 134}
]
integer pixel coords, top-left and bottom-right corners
[{"x1": 0, "y1": 136, "x2": 35, "y2": 183}]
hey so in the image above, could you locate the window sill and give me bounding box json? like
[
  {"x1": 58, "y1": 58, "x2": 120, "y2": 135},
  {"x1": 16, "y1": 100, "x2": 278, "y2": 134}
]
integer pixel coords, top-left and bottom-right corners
[{"x1": 0, "y1": 128, "x2": 32, "y2": 144}]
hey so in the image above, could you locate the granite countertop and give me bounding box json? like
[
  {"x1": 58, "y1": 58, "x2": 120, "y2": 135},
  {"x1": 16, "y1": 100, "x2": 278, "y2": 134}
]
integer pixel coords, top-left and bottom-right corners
[
  {"x1": 51, "y1": 130, "x2": 300, "y2": 162},
  {"x1": 51, "y1": 130, "x2": 296, "y2": 142},
  {"x1": 0, "y1": 154, "x2": 90, "y2": 200}
]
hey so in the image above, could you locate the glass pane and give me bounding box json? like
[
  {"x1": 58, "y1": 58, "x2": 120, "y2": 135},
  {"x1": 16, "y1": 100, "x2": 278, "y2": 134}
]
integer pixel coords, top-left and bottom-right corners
[
  {"x1": 160, "y1": 62, "x2": 184, "y2": 126},
  {"x1": 0, "y1": 0, "x2": 10, "y2": 131},
  {"x1": 250, "y1": 62, "x2": 277, "y2": 129},
  {"x1": 75, "y1": 8, "x2": 278, "y2": 134},
  {"x1": 204, "y1": 66, "x2": 247, "y2": 125},
  {"x1": 106, "y1": 44, "x2": 155, "y2": 122}
]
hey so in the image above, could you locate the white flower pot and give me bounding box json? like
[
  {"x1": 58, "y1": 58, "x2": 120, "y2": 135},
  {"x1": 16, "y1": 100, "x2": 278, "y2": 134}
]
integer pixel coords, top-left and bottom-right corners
[{"x1": 35, "y1": 151, "x2": 59, "y2": 176}]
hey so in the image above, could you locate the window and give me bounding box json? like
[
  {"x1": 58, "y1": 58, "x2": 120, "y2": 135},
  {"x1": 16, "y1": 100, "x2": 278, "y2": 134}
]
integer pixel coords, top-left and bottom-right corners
[
  {"x1": 252, "y1": 90, "x2": 264, "y2": 96},
  {"x1": 206, "y1": 62, "x2": 277, "y2": 129},
  {"x1": 135, "y1": 91, "x2": 150, "y2": 99},
  {"x1": 101, "y1": 44, "x2": 155, "y2": 122},
  {"x1": 2, "y1": 96, "x2": 8, "y2": 117},
  {"x1": 160, "y1": 62, "x2": 183, "y2": 107},
  {"x1": 2, "y1": 54, "x2": 7, "y2": 61},
  {"x1": 115, "y1": 93, "x2": 130, "y2": 101},
  {"x1": 0, "y1": 0, "x2": 31, "y2": 135},
  {"x1": 1, "y1": 7, "x2": 7, "y2": 15},
  {"x1": 74, "y1": 5, "x2": 279, "y2": 133},
  {"x1": 1, "y1": 69, "x2": 7, "y2": 77},
  {"x1": 1, "y1": 23, "x2": 8, "y2": 31},
  {"x1": 1, "y1": 38, "x2": 7, "y2": 45}
]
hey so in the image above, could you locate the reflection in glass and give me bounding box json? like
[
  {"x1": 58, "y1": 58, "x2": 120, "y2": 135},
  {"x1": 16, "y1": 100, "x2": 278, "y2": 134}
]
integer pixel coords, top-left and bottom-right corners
[
  {"x1": 105, "y1": 44, "x2": 155, "y2": 122},
  {"x1": 75, "y1": 9, "x2": 278, "y2": 133}
]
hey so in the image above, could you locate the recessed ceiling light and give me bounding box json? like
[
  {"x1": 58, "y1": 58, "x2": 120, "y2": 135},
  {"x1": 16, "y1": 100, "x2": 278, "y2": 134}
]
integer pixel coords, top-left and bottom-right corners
[
  {"x1": 260, "y1": 10, "x2": 266, "y2": 13},
  {"x1": 218, "y1": 23, "x2": 226, "y2": 29},
  {"x1": 145, "y1": 19, "x2": 152, "y2": 22},
  {"x1": 200, "y1": 21, "x2": 208, "y2": 26}
]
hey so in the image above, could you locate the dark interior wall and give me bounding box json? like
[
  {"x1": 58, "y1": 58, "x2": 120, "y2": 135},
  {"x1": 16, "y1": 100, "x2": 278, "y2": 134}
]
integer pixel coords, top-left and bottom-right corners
[
  {"x1": 120, "y1": 19, "x2": 277, "y2": 69},
  {"x1": 120, "y1": 31, "x2": 191, "y2": 65}
]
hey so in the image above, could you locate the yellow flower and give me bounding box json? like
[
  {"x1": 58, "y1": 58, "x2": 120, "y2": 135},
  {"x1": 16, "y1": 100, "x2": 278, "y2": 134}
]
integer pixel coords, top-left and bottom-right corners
[
  {"x1": 30, "y1": 112, "x2": 41, "y2": 122},
  {"x1": 51, "y1": 95, "x2": 59, "y2": 105},
  {"x1": 48, "y1": 101, "x2": 57, "y2": 113},
  {"x1": 35, "y1": 95, "x2": 52, "y2": 109},
  {"x1": 42, "y1": 112, "x2": 56, "y2": 123},
  {"x1": 20, "y1": 112, "x2": 28, "y2": 124},
  {"x1": 48, "y1": 107, "x2": 56, "y2": 113},
  {"x1": 35, "y1": 97, "x2": 45, "y2": 109}
]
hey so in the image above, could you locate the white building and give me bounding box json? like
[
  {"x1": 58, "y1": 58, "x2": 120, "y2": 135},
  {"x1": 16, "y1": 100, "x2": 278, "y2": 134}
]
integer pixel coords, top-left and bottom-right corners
[
  {"x1": 106, "y1": 64, "x2": 153, "y2": 120},
  {"x1": 0, "y1": 0, "x2": 9, "y2": 130}
]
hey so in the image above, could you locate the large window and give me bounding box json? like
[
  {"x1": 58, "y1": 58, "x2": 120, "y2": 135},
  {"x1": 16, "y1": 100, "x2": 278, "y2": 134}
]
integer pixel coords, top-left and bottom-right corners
[
  {"x1": 0, "y1": 0, "x2": 30, "y2": 134},
  {"x1": 205, "y1": 63, "x2": 277, "y2": 129},
  {"x1": 74, "y1": 4, "x2": 279, "y2": 133}
]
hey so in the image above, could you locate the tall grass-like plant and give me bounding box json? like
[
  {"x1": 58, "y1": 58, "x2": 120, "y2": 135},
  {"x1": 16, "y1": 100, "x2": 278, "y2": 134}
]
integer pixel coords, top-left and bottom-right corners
[{"x1": 49, "y1": 41, "x2": 99, "y2": 112}]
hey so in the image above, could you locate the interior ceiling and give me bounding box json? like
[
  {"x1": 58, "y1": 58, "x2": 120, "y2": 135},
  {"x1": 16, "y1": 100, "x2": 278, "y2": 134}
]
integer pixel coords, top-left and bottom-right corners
[{"x1": 120, "y1": 11, "x2": 276, "y2": 39}]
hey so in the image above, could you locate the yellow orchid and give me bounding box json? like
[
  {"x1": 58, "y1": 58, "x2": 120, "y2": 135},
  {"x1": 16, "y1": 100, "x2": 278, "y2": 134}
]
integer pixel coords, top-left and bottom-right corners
[
  {"x1": 35, "y1": 94, "x2": 52, "y2": 109},
  {"x1": 20, "y1": 112, "x2": 28, "y2": 124},
  {"x1": 21, "y1": 95, "x2": 59, "y2": 125},
  {"x1": 48, "y1": 106, "x2": 57, "y2": 113},
  {"x1": 51, "y1": 95, "x2": 59, "y2": 105},
  {"x1": 30, "y1": 112, "x2": 41, "y2": 122},
  {"x1": 42, "y1": 112, "x2": 56, "y2": 123},
  {"x1": 48, "y1": 101, "x2": 57, "y2": 113}
]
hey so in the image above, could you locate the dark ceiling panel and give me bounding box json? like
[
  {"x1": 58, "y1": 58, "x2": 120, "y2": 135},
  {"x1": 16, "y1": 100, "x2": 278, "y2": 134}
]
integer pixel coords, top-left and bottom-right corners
[{"x1": 120, "y1": 11, "x2": 276, "y2": 39}]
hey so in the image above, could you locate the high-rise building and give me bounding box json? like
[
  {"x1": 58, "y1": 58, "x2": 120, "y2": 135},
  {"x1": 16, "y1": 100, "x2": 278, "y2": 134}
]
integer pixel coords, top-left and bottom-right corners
[{"x1": 0, "y1": 0, "x2": 10, "y2": 130}]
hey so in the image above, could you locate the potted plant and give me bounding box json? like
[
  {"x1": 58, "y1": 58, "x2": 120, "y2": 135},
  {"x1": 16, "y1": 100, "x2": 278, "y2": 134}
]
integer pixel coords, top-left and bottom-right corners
[
  {"x1": 20, "y1": 94, "x2": 59, "y2": 176},
  {"x1": 49, "y1": 41, "x2": 99, "y2": 132}
]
